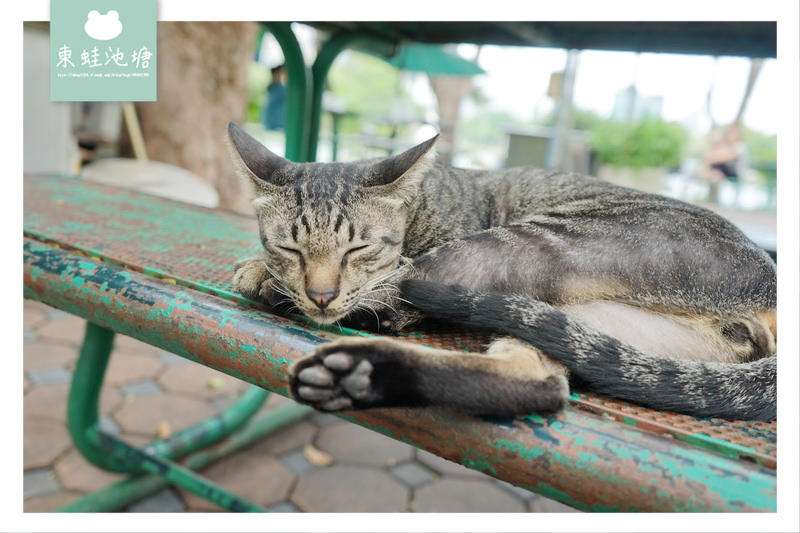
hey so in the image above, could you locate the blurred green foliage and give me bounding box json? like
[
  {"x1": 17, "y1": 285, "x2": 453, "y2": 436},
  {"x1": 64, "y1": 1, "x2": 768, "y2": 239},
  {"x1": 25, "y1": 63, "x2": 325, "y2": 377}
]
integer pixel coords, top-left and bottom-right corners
[
  {"x1": 247, "y1": 62, "x2": 270, "y2": 124},
  {"x1": 741, "y1": 126, "x2": 776, "y2": 166},
  {"x1": 539, "y1": 108, "x2": 605, "y2": 132},
  {"x1": 327, "y1": 50, "x2": 421, "y2": 137},
  {"x1": 458, "y1": 110, "x2": 528, "y2": 145},
  {"x1": 589, "y1": 118, "x2": 688, "y2": 169}
]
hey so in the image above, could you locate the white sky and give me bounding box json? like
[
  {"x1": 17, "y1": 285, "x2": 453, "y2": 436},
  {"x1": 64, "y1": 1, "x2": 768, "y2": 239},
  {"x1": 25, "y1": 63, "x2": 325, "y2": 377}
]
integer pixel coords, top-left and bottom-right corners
[{"x1": 462, "y1": 45, "x2": 777, "y2": 135}]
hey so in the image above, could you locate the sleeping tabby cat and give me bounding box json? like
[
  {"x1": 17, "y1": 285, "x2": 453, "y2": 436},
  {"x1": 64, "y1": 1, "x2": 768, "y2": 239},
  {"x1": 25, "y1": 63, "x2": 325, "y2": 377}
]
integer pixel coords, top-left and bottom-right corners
[{"x1": 226, "y1": 122, "x2": 777, "y2": 421}]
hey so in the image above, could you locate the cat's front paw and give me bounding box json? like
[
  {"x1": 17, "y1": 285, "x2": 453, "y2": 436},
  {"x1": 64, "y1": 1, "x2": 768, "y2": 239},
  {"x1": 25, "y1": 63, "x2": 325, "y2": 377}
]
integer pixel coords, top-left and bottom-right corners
[{"x1": 232, "y1": 256, "x2": 280, "y2": 305}]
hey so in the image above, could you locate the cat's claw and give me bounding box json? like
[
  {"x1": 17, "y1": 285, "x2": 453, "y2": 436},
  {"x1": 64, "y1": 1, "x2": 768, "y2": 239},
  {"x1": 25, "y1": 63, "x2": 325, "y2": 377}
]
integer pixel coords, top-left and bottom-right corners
[{"x1": 290, "y1": 349, "x2": 375, "y2": 411}]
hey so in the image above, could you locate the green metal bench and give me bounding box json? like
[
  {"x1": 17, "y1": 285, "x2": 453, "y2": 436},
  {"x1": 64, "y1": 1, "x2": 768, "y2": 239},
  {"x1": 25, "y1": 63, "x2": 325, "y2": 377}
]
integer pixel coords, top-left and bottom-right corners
[{"x1": 23, "y1": 173, "x2": 777, "y2": 512}]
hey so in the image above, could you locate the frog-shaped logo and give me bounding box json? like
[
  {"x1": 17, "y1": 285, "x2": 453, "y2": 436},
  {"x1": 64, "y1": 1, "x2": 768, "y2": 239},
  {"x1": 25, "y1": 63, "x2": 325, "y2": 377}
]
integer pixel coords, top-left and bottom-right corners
[{"x1": 84, "y1": 10, "x2": 123, "y2": 41}]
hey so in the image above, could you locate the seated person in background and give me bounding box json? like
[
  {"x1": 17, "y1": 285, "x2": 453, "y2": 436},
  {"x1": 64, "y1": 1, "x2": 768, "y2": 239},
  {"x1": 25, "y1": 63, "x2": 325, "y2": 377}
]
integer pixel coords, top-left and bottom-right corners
[{"x1": 702, "y1": 125, "x2": 749, "y2": 184}]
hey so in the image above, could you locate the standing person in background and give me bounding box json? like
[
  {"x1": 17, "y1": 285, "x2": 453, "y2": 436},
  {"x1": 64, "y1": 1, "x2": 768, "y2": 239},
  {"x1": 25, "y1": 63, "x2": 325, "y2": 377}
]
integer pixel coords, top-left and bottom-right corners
[{"x1": 263, "y1": 64, "x2": 287, "y2": 131}]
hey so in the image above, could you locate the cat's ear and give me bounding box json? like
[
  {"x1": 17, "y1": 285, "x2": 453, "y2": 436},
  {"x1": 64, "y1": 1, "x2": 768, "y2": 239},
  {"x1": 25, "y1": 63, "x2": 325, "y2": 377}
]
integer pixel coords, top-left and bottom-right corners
[
  {"x1": 366, "y1": 134, "x2": 439, "y2": 202},
  {"x1": 225, "y1": 122, "x2": 292, "y2": 191}
]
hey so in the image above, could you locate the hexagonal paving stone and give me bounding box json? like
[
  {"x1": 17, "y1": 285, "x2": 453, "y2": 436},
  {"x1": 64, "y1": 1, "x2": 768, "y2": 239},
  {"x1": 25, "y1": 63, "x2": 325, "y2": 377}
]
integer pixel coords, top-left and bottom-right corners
[
  {"x1": 24, "y1": 468, "x2": 61, "y2": 500},
  {"x1": 247, "y1": 419, "x2": 317, "y2": 457},
  {"x1": 415, "y1": 449, "x2": 490, "y2": 480},
  {"x1": 292, "y1": 465, "x2": 409, "y2": 512},
  {"x1": 23, "y1": 342, "x2": 77, "y2": 372},
  {"x1": 113, "y1": 393, "x2": 216, "y2": 436},
  {"x1": 23, "y1": 490, "x2": 84, "y2": 512},
  {"x1": 23, "y1": 309, "x2": 49, "y2": 332},
  {"x1": 119, "y1": 379, "x2": 164, "y2": 398},
  {"x1": 308, "y1": 411, "x2": 342, "y2": 428},
  {"x1": 24, "y1": 383, "x2": 121, "y2": 423},
  {"x1": 264, "y1": 502, "x2": 299, "y2": 512},
  {"x1": 155, "y1": 350, "x2": 192, "y2": 367},
  {"x1": 529, "y1": 496, "x2": 582, "y2": 513},
  {"x1": 157, "y1": 363, "x2": 246, "y2": 399},
  {"x1": 315, "y1": 422, "x2": 414, "y2": 467},
  {"x1": 278, "y1": 449, "x2": 317, "y2": 476},
  {"x1": 126, "y1": 488, "x2": 186, "y2": 512},
  {"x1": 24, "y1": 418, "x2": 72, "y2": 470},
  {"x1": 390, "y1": 461, "x2": 436, "y2": 488},
  {"x1": 26, "y1": 367, "x2": 72, "y2": 386},
  {"x1": 113, "y1": 334, "x2": 162, "y2": 353},
  {"x1": 45, "y1": 308, "x2": 75, "y2": 321},
  {"x1": 180, "y1": 454, "x2": 295, "y2": 512},
  {"x1": 53, "y1": 450, "x2": 125, "y2": 493},
  {"x1": 263, "y1": 391, "x2": 293, "y2": 410},
  {"x1": 412, "y1": 478, "x2": 526, "y2": 512},
  {"x1": 24, "y1": 299, "x2": 52, "y2": 314},
  {"x1": 35, "y1": 315, "x2": 88, "y2": 345},
  {"x1": 104, "y1": 350, "x2": 164, "y2": 385},
  {"x1": 494, "y1": 479, "x2": 539, "y2": 502}
]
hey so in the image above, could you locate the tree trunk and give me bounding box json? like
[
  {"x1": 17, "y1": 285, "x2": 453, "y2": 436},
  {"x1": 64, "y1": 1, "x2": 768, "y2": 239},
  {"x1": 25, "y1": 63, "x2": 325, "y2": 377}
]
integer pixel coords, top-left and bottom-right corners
[{"x1": 125, "y1": 22, "x2": 258, "y2": 214}]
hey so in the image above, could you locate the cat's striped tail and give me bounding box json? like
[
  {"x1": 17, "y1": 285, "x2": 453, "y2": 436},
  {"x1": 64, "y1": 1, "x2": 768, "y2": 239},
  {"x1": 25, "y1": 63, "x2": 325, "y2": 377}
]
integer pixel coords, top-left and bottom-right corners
[{"x1": 400, "y1": 280, "x2": 776, "y2": 421}]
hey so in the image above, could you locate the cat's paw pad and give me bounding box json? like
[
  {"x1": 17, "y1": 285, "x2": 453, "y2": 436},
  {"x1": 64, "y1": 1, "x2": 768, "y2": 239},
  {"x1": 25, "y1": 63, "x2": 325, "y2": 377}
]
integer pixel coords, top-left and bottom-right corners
[{"x1": 290, "y1": 348, "x2": 377, "y2": 411}]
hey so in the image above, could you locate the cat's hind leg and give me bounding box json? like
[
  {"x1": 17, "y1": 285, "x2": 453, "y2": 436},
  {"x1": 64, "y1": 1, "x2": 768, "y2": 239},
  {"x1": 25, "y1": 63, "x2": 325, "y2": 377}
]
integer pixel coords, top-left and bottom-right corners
[
  {"x1": 289, "y1": 336, "x2": 569, "y2": 415},
  {"x1": 400, "y1": 280, "x2": 777, "y2": 420}
]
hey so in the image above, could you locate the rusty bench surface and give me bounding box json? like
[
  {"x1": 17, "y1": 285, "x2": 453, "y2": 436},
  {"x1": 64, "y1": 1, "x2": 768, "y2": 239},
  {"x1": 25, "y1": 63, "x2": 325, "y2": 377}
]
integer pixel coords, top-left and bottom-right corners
[{"x1": 23, "y1": 174, "x2": 777, "y2": 512}]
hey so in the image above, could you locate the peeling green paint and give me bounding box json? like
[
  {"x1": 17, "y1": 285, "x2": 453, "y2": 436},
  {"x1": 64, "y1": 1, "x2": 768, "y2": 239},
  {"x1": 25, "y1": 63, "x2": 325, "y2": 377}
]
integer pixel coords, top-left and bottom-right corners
[
  {"x1": 491, "y1": 438, "x2": 547, "y2": 462},
  {"x1": 460, "y1": 452, "x2": 498, "y2": 476}
]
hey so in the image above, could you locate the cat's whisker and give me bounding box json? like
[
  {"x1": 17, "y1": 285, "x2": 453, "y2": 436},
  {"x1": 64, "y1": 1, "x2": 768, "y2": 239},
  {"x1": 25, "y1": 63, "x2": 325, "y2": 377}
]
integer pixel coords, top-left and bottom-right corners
[
  {"x1": 269, "y1": 284, "x2": 292, "y2": 298},
  {"x1": 362, "y1": 282, "x2": 415, "y2": 308},
  {"x1": 354, "y1": 301, "x2": 381, "y2": 329},
  {"x1": 360, "y1": 297, "x2": 397, "y2": 313}
]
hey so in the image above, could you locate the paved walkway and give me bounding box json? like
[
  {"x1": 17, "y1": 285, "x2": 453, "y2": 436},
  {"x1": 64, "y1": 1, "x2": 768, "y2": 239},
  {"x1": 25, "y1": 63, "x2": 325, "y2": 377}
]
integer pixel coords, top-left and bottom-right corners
[{"x1": 23, "y1": 299, "x2": 579, "y2": 513}]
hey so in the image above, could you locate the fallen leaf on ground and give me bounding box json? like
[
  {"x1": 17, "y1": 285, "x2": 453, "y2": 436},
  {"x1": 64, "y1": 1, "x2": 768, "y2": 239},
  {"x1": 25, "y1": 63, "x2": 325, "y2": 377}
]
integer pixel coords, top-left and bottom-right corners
[
  {"x1": 156, "y1": 420, "x2": 172, "y2": 439},
  {"x1": 303, "y1": 443, "x2": 334, "y2": 467},
  {"x1": 206, "y1": 377, "x2": 225, "y2": 390}
]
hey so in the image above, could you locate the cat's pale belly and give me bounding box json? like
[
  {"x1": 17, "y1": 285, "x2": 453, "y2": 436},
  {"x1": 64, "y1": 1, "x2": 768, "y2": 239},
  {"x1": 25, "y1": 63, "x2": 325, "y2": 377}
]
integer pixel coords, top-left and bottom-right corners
[{"x1": 559, "y1": 301, "x2": 736, "y2": 363}]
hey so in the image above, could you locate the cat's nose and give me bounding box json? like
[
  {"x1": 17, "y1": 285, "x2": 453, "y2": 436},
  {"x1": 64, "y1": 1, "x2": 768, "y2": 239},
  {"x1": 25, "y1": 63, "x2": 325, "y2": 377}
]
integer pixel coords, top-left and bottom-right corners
[{"x1": 306, "y1": 287, "x2": 339, "y2": 309}]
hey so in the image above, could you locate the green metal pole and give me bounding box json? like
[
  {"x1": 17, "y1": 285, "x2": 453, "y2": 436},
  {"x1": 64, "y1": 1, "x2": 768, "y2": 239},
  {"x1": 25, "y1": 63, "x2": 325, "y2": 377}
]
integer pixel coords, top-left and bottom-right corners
[
  {"x1": 95, "y1": 433, "x2": 265, "y2": 512},
  {"x1": 56, "y1": 402, "x2": 313, "y2": 512},
  {"x1": 308, "y1": 33, "x2": 396, "y2": 161},
  {"x1": 67, "y1": 322, "x2": 273, "y2": 473},
  {"x1": 63, "y1": 321, "x2": 302, "y2": 511},
  {"x1": 308, "y1": 32, "x2": 363, "y2": 161},
  {"x1": 144, "y1": 384, "x2": 269, "y2": 461},
  {"x1": 262, "y1": 22, "x2": 311, "y2": 162},
  {"x1": 67, "y1": 323, "x2": 138, "y2": 473}
]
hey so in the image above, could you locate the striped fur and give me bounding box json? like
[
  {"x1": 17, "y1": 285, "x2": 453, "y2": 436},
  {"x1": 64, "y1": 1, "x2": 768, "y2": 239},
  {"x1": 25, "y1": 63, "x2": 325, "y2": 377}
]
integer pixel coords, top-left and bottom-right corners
[
  {"x1": 400, "y1": 281, "x2": 776, "y2": 420},
  {"x1": 226, "y1": 124, "x2": 777, "y2": 420}
]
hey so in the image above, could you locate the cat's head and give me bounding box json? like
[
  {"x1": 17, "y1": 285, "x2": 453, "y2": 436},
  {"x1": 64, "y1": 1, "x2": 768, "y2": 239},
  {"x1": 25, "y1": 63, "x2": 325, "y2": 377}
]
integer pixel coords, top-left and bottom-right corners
[{"x1": 226, "y1": 122, "x2": 437, "y2": 325}]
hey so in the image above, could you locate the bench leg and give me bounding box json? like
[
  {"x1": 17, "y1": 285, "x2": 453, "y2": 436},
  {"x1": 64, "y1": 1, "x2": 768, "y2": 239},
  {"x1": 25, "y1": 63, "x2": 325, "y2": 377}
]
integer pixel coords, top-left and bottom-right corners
[{"x1": 60, "y1": 321, "x2": 311, "y2": 512}]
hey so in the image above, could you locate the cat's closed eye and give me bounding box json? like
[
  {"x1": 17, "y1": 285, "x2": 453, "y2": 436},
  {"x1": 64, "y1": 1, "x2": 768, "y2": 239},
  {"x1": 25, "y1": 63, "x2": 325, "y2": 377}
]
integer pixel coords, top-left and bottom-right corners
[
  {"x1": 345, "y1": 244, "x2": 370, "y2": 256},
  {"x1": 275, "y1": 245, "x2": 305, "y2": 266},
  {"x1": 341, "y1": 244, "x2": 370, "y2": 267}
]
